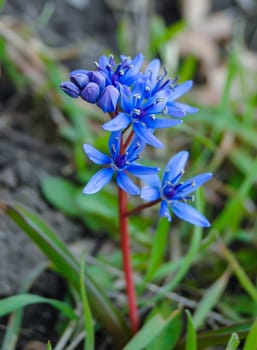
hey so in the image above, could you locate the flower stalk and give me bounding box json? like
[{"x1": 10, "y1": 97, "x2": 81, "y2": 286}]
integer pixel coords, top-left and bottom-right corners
[{"x1": 118, "y1": 186, "x2": 139, "y2": 334}]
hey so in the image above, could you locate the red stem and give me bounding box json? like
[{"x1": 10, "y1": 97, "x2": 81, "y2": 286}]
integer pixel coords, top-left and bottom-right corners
[
  {"x1": 119, "y1": 188, "x2": 139, "y2": 334},
  {"x1": 124, "y1": 198, "x2": 161, "y2": 217},
  {"x1": 118, "y1": 140, "x2": 139, "y2": 335}
]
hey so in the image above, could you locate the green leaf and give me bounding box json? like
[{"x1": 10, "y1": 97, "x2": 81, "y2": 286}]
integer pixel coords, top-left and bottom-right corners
[
  {"x1": 1, "y1": 263, "x2": 48, "y2": 350},
  {"x1": 220, "y1": 244, "x2": 257, "y2": 303},
  {"x1": 147, "y1": 309, "x2": 182, "y2": 350},
  {"x1": 80, "y1": 255, "x2": 94, "y2": 350},
  {"x1": 123, "y1": 310, "x2": 181, "y2": 350},
  {"x1": 243, "y1": 319, "x2": 257, "y2": 350},
  {"x1": 174, "y1": 321, "x2": 252, "y2": 349},
  {"x1": 144, "y1": 218, "x2": 170, "y2": 283},
  {"x1": 41, "y1": 176, "x2": 79, "y2": 217},
  {"x1": 186, "y1": 310, "x2": 197, "y2": 350},
  {"x1": 225, "y1": 333, "x2": 240, "y2": 350},
  {"x1": 0, "y1": 294, "x2": 77, "y2": 320},
  {"x1": 193, "y1": 270, "x2": 230, "y2": 329},
  {"x1": 0, "y1": 202, "x2": 130, "y2": 348}
]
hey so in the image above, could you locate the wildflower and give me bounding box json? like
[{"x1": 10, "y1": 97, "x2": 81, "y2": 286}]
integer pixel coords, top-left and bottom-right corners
[
  {"x1": 60, "y1": 69, "x2": 119, "y2": 112},
  {"x1": 141, "y1": 151, "x2": 212, "y2": 226},
  {"x1": 96, "y1": 53, "x2": 144, "y2": 87},
  {"x1": 102, "y1": 81, "x2": 182, "y2": 148},
  {"x1": 83, "y1": 131, "x2": 160, "y2": 195},
  {"x1": 143, "y1": 58, "x2": 198, "y2": 117}
]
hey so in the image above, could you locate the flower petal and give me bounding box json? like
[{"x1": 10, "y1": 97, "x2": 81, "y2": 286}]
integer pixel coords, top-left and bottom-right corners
[
  {"x1": 171, "y1": 201, "x2": 210, "y2": 227},
  {"x1": 168, "y1": 80, "x2": 193, "y2": 101},
  {"x1": 170, "y1": 101, "x2": 198, "y2": 115},
  {"x1": 142, "y1": 117, "x2": 182, "y2": 129},
  {"x1": 163, "y1": 151, "x2": 189, "y2": 184},
  {"x1": 103, "y1": 112, "x2": 131, "y2": 132},
  {"x1": 126, "y1": 164, "x2": 160, "y2": 176},
  {"x1": 176, "y1": 173, "x2": 212, "y2": 197},
  {"x1": 83, "y1": 168, "x2": 114, "y2": 194},
  {"x1": 145, "y1": 59, "x2": 161, "y2": 82},
  {"x1": 160, "y1": 200, "x2": 171, "y2": 221},
  {"x1": 97, "y1": 85, "x2": 120, "y2": 112},
  {"x1": 116, "y1": 172, "x2": 140, "y2": 195},
  {"x1": 60, "y1": 81, "x2": 80, "y2": 98},
  {"x1": 141, "y1": 186, "x2": 160, "y2": 201},
  {"x1": 83, "y1": 144, "x2": 111, "y2": 165},
  {"x1": 133, "y1": 123, "x2": 163, "y2": 148},
  {"x1": 166, "y1": 105, "x2": 188, "y2": 118},
  {"x1": 108, "y1": 131, "x2": 121, "y2": 158},
  {"x1": 140, "y1": 174, "x2": 161, "y2": 187}
]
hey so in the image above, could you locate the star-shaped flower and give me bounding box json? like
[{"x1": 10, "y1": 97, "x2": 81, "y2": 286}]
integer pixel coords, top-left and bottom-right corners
[
  {"x1": 83, "y1": 131, "x2": 160, "y2": 195},
  {"x1": 141, "y1": 151, "x2": 212, "y2": 226},
  {"x1": 102, "y1": 81, "x2": 182, "y2": 148}
]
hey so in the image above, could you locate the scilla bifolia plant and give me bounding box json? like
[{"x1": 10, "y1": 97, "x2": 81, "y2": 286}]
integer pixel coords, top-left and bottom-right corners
[{"x1": 61, "y1": 53, "x2": 212, "y2": 334}]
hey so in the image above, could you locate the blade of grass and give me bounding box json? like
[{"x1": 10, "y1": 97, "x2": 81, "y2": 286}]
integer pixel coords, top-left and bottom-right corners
[
  {"x1": 219, "y1": 243, "x2": 257, "y2": 303},
  {"x1": 146, "y1": 189, "x2": 204, "y2": 304},
  {"x1": 243, "y1": 319, "x2": 257, "y2": 350},
  {"x1": 193, "y1": 269, "x2": 230, "y2": 329},
  {"x1": 1, "y1": 262, "x2": 48, "y2": 350},
  {"x1": 54, "y1": 321, "x2": 77, "y2": 350},
  {"x1": 0, "y1": 294, "x2": 77, "y2": 320},
  {"x1": 186, "y1": 310, "x2": 197, "y2": 350},
  {"x1": 225, "y1": 333, "x2": 240, "y2": 350},
  {"x1": 213, "y1": 158, "x2": 257, "y2": 233},
  {"x1": 123, "y1": 309, "x2": 180, "y2": 350},
  {"x1": 144, "y1": 218, "x2": 170, "y2": 283},
  {"x1": 0, "y1": 201, "x2": 130, "y2": 348},
  {"x1": 80, "y1": 254, "x2": 94, "y2": 350},
  {"x1": 174, "y1": 321, "x2": 252, "y2": 349}
]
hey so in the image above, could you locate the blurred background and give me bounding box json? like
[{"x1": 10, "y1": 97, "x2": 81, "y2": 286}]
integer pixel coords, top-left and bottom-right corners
[{"x1": 1, "y1": 0, "x2": 257, "y2": 349}]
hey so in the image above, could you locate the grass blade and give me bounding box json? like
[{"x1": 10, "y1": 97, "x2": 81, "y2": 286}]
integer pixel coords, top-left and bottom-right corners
[
  {"x1": 0, "y1": 294, "x2": 77, "y2": 320},
  {"x1": 219, "y1": 243, "x2": 257, "y2": 303},
  {"x1": 80, "y1": 254, "x2": 94, "y2": 350},
  {"x1": 193, "y1": 270, "x2": 230, "y2": 329},
  {"x1": 225, "y1": 333, "x2": 240, "y2": 350},
  {"x1": 0, "y1": 201, "x2": 130, "y2": 348},
  {"x1": 243, "y1": 319, "x2": 257, "y2": 350},
  {"x1": 123, "y1": 310, "x2": 180, "y2": 350},
  {"x1": 1, "y1": 263, "x2": 48, "y2": 350},
  {"x1": 186, "y1": 310, "x2": 197, "y2": 350}
]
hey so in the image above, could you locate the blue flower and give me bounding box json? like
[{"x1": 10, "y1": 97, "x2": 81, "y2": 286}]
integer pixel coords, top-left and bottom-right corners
[
  {"x1": 83, "y1": 131, "x2": 160, "y2": 195},
  {"x1": 141, "y1": 151, "x2": 212, "y2": 226},
  {"x1": 60, "y1": 70, "x2": 119, "y2": 112},
  {"x1": 143, "y1": 58, "x2": 198, "y2": 117},
  {"x1": 102, "y1": 80, "x2": 182, "y2": 148},
  {"x1": 96, "y1": 53, "x2": 144, "y2": 87}
]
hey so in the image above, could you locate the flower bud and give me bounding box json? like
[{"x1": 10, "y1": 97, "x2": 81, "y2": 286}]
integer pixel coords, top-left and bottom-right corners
[
  {"x1": 89, "y1": 71, "x2": 106, "y2": 92},
  {"x1": 70, "y1": 70, "x2": 89, "y2": 89},
  {"x1": 81, "y1": 82, "x2": 100, "y2": 103},
  {"x1": 97, "y1": 85, "x2": 119, "y2": 112},
  {"x1": 60, "y1": 81, "x2": 80, "y2": 98}
]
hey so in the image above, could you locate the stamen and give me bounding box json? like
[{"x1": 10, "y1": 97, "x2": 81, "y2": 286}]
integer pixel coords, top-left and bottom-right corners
[
  {"x1": 163, "y1": 106, "x2": 168, "y2": 115},
  {"x1": 133, "y1": 93, "x2": 141, "y2": 99},
  {"x1": 133, "y1": 108, "x2": 141, "y2": 115},
  {"x1": 112, "y1": 144, "x2": 116, "y2": 153},
  {"x1": 94, "y1": 61, "x2": 99, "y2": 68},
  {"x1": 192, "y1": 180, "x2": 196, "y2": 187}
]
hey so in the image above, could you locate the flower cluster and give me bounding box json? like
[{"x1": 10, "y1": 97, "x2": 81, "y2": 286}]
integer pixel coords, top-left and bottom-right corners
[{"x1": 61, "y1": 53, "x2": 212, "y2": 227}]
